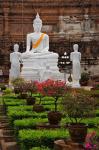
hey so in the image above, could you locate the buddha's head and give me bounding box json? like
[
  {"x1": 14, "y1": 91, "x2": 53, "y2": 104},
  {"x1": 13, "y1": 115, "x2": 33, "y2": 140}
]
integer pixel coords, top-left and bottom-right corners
[
  {"x1": 14, "y1": 44, "x2": 19, "y2": 52},
  {"x1": 84, "y1": 14, "x2": 89, "y2": 20},
  {"x1": 33, "y1": 13, "x2": 42, "y2": 32},
  {"x1": 73, "y1": 44, "x2": 78, "y2": 52}
]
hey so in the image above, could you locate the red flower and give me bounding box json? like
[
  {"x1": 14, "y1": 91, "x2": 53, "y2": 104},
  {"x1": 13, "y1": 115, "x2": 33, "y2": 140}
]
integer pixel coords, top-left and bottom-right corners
[{"x1": 37, "y1": 79, "x2": 67, "y2": 97}]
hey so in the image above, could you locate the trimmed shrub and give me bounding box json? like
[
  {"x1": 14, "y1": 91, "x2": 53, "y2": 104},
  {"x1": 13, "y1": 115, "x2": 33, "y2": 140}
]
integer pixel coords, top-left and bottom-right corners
[
  {"x1": 8, "y1": 106, "x2": 33, "y2": 111},
  {"x1": 14, "y1": 118, "x2": 48, "y2": 131},
  {"x1": 5, "y1": 101, "x2": 26, "y2": 106},
  {"x1": 8, "y1": 110, "x2": 47, "y2": 125},
  {"x1": 3, "y1": 88, "x2": 13, "y2": 95},
  {"x1": 30, "y1": 147, "x2": 51, "y2": 150},
  {"x1": 18, "y1": 129, "x2": 69, "y2": 150}
]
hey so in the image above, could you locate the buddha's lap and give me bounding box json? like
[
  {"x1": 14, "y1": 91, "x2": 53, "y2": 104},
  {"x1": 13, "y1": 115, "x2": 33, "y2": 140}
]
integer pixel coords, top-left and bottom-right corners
[{"x1": 25, "y1": 52, "x2": 58, "y2": 59}]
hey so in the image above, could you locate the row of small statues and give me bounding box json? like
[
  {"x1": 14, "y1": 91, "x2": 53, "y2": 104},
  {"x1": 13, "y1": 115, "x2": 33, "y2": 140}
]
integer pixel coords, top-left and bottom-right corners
[{"x1": 10, "y1": 13, "x2": 81, "y2": 87}]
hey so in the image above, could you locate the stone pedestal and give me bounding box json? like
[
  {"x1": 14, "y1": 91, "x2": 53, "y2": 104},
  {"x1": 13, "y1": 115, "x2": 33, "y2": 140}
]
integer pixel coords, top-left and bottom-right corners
[{"x1": 21, "y1": 55, "x2": 64, "y2": 81}]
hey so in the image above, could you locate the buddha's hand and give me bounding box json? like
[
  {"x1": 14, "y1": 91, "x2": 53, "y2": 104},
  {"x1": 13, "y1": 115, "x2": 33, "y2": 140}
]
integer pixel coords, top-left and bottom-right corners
[{"x1": 22, "y1": 51, "x2": 31, "y2": 58}]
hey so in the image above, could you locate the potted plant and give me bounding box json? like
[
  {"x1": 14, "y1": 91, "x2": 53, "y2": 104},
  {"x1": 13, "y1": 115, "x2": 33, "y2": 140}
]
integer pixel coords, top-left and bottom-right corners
[
  {"x1": 38, "y1": 79, "x2": 67, "y2": 125},
  {"x1": 12, "y1": 77, "x2": 25, "y2": 94},
  {"x1": 63, "y1": 90, "x2": 95, "y2": 143},
  {"x1": 33, "y1": 93, "x2": 45, "y2": 113},
  {"x1": 26, "y1": 81, "x2": 38, "y2": 105},
  {"x1": 80, "y1": 72, "x2": 89, "y2": 86}
]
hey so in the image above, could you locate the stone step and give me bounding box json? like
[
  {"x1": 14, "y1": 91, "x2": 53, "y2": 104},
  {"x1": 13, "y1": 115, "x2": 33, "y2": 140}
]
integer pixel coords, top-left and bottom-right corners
[
  {"x1": 0, "y1": 103, "x2": 19, "y2": 150},
  {"x1": 0, "y1": 130, "x2": 15, "y2": 142},
  {"x1": 0, "y1": 121, "x2": 9, "y2": 124},
  {"x1": 0, "y1": 113, "x2": 6, "y2": 116},
  {"x1": 0, "y1": 123, "x2": 9, "y2": 127},
  {"x1": 0, "y1": 126, "x2": 12, "y2": 130},
  {"x1": 0, "y1": 116, "x2": 8, "y2": 119},
  {"x1": 0, "y1": 108, "x2": 4, "y2": 110},
  {"x1": 2, "y1": 130, "x2": 14, "y2": 136},
  {"x1": 0, "y1": 117, "x2": 8, "y2": 120},
  {"x1": 1, "y1": 140, "x2": 18, "y2": 150},
  {"x1": 0, "y1": 136, "x2": 16, "y2": 142}
]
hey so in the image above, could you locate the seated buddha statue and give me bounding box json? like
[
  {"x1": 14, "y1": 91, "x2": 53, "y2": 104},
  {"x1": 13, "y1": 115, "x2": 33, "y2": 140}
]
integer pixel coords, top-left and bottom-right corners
[
  {"x1": 21, "y1": 13, "x2": 62, "y2": 81},
  {"x1": 22, "y1": 13, "x2": 58, "y2": 59}
]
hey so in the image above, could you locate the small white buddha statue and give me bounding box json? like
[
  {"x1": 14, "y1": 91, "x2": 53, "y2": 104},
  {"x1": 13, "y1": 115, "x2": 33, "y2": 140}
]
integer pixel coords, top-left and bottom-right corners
[
  {"x1": 23, "y1": 13, "x2": 58, "y2": 58},
  {"x1": 70, "y1": 44, "x2": 81, "y2": 87},
  {"x1": 9, "y1": 44, "x2": 22, "y2": 80}
]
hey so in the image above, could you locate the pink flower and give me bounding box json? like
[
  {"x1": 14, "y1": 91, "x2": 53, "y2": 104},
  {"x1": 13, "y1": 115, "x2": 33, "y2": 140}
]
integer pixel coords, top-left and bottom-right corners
[
  {"x1": 85, "y1": 143, "x2": 92, "y2": 149},
  {"x1": 85, "y1": 131, "x2": 97, "y2": 150}
]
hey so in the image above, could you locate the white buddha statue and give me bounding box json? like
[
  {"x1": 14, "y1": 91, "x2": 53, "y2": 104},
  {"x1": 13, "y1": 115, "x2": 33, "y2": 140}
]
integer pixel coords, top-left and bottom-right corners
[
  {"x1": 9, "y1": 44, "x2": 22, "y2": 80},
  {"x1": 70, "y1": 44, "x2": 81, "y2": 87},
  {"x1": 22, "y1": 13, "x2": 58, "y2": 59},
  {"x1": 21, "y1": 13, "x2": 63, "y2": 81}
]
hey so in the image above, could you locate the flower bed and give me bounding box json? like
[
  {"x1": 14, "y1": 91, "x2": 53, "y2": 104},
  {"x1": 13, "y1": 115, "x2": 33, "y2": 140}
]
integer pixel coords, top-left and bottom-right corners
[{"x1": 1, "y1": 88, "x2": 99, "y2": 149}]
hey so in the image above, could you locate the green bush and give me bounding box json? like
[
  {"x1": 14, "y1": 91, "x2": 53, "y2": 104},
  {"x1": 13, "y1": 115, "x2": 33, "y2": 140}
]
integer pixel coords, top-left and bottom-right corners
[
  {"x1": 8, "y1": 110, "x2": 47, "y2": 125},
  {"x1": 80, "y1": 72, "x2": 89, "y2": 85},
  {"x1": 3, "y1": 97, "x2": 26, "y2": 106},
  {"x1": 5, "y1": 101, "x2": 26, "y2": 106},
  {"x1": 0, "y1": 84, "x2": 6, "y2": 91},
  {"x1": 14, "y1": 118, "x2": 48, "y2": 131},
  {"x1": 8, "y1": 105, "x2": 33, "y2": 111},
  {"x1": 12, "y1": 77, "x2": 25, "y2": 87},
  {"x1": 18, "y1": 129, "x2": 69, "y2": 150},
  {"x1": 30, "y1": 147, "x2": 51, "y2": 150},
  {"x1": 83, "y1": 117, "x2": 99, "y2": 127},
  {"x1": 3, "y1": 88, "x2": 13, "y2": 95}
]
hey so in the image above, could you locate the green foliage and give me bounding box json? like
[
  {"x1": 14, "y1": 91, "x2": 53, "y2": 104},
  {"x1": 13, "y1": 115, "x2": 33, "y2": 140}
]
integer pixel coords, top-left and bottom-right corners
[
  {"x1": 8, "y1": 110, "x2": 47, "y2": 125},
  {"x1": 8, "y1": 105, "x2": 33, "y2": 111},
  {"x1": 3, "y1": 88, "x2": 13, "y2": 95},
  {"x1": 80, "y1": 72, "x2": 89, "y2": 84},
  {"x1": 0, "y1": 83, "x2": 6, "y2": 91},
  {"x1": 14, "y1": 118, "x2": 48, "y2": 131},
  {"x1": 96, "y1": 84, "x2": 99, "y2": 89},
  {"x1": 11, "y1": 77, "x2": 25, "y2": 87},
  {"x1": 3, "y1": 95, "x2": 26, "y2": 107},
  {"x1": 5, "y1": 101, "x2": 26, "y2": 106},
  {"x1": 83, "y1": 117, "x2": 99, "y2": 127},
  {"x1": 30, "y1": 147, "x2": 51, "y2": 150},
  {"x1": 18, "y1": 129, "x2": 69, "y2": 150}
]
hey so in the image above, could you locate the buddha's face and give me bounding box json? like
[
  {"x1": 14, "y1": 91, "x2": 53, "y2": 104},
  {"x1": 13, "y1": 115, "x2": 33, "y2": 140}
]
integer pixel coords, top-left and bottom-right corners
[
  {"x1": 14, "y1": 44, "x2": 19, "y2": 52},
  {"x1": 73, "y1": 44, "x2": 78, "y2": 52},
  {"x1": 33, "y1": 22, "x2": 42, "y2": 33}
]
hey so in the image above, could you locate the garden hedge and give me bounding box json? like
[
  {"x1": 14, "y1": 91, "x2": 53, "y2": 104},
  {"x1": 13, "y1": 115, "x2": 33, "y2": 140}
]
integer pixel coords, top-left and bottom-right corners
[{"x1": 18, "y1": 129, "x2": 69, "y2": 150}]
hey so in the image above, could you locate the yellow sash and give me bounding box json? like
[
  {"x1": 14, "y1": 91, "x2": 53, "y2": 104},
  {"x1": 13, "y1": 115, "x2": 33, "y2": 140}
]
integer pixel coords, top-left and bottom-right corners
[{"x1": 32, "y1": 33, "x2": 45, "y2": 49}]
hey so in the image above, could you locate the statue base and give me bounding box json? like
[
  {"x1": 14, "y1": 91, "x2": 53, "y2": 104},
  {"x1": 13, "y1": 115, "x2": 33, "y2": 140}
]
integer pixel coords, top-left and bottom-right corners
[
  {"x1": 21, "y1": 55, "x2": 64, "y2": 82},
  {"x1": 71, "y1": 80, "x2": 81, "y2": 88}
]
